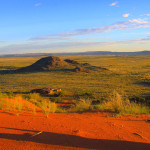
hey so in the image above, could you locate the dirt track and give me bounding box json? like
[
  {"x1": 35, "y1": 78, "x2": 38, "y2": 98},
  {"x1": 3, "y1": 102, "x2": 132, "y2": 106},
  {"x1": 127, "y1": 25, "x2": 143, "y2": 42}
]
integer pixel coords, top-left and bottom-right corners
[{"x1": 0, "y1": 111, "x2": 150, "y2": 150}]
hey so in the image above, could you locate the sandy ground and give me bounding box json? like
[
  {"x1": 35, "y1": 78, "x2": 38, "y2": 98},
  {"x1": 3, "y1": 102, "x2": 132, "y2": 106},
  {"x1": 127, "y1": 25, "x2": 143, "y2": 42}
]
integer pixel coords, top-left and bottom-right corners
[{"x1": 0, "y1": 110, "x2": 150, "y2": 150}]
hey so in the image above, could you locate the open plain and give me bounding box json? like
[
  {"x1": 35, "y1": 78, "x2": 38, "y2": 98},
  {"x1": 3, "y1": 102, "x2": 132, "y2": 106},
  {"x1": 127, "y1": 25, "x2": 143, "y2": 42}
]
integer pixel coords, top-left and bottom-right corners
[{"x1": 0, "y1": 55, "x2": 150, "y2": 149}]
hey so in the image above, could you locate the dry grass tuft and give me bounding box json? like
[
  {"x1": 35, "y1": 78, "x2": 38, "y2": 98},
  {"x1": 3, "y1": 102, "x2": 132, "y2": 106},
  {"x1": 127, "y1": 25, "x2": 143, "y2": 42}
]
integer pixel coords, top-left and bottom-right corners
[{"x1": 95, "y1": 91, "x2": 150, "y2": 116}]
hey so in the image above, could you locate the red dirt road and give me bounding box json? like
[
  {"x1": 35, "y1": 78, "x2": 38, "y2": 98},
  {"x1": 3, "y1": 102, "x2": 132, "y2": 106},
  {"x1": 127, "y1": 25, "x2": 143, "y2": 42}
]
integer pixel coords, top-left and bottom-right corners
[{"x1": 0, "y1": 111, "x2": 150, "y2": 150}]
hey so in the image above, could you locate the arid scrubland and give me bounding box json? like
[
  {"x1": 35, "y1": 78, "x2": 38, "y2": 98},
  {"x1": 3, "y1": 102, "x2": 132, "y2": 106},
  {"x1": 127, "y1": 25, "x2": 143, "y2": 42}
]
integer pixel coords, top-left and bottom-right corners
[{"x1": 0, "y1": 55, "x2": 150, "y2": 116}]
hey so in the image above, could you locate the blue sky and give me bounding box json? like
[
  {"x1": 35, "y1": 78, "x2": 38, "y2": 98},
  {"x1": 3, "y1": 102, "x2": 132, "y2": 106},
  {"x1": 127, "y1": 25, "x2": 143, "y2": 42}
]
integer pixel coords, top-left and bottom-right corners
[{"x1": 0, "y1": 0, "x2": 150, "y2": 54}]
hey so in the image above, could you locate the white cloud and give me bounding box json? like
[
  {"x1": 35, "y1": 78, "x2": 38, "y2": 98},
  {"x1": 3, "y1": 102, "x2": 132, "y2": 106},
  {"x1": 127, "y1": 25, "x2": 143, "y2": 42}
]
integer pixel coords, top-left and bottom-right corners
[
  {"x1": 125, "y1": 32, "x2": 150, "y2": 35},
  {"x1": 143, "y1": 14, "x2": 150, "y2": 16},
  {"x1": 30, "y1": 19, "x2": 150, "y2": 41},
  {"x1": 133, "y1": 38, "x2": 150, "y2": 44},
  {"x1": 109, "y1": 1, "x2": 118, "y2": 6},
  {"x1": 129, "y1": 19, "x2": 148, "y2": 24},
  {"x1": 122, "y1": 14, "x2": 130, "y2": 17},
  {"x1": 1, "y1": 37, "x2": 150, "y2": 54},
  {"x1": 34, "y1": 3, "x2": 41, "y2": 7}
]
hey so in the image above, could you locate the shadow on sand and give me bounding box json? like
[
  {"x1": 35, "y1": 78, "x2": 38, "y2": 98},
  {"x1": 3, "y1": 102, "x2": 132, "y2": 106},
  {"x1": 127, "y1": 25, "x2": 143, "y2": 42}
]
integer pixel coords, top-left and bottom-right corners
[{"x1": 0, "y1": 127, "x2": 149, "y2": 150}]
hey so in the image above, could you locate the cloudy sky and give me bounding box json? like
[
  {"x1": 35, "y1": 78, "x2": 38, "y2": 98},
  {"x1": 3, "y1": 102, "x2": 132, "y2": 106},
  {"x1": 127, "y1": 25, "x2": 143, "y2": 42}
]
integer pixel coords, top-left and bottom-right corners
[{"x1": 0, "y1": 0, "x2": 150, "y2": 54}]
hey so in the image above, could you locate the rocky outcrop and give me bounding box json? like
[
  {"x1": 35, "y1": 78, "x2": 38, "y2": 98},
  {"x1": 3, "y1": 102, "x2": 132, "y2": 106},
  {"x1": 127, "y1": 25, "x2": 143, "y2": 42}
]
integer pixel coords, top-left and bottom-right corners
[{"x1": 31, "y1": 88, "x2": 62, "y2": 96}]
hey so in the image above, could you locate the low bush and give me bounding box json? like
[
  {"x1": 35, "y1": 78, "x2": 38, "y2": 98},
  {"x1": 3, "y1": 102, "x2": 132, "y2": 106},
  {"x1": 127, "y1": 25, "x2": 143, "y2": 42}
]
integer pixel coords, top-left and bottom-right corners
[
  {"x1": 51, "y1": 97, "x2": 62, "y2": 103},
  {"x1": 95, "y1": 91, "x2": 150, "y2": 116},
  {"x1": 25, "y1": 93, "x2": 42, "y2": 104},
  {"x1": 13, "y1": 97, "x2": 23, "y2": 112},
  {"x1": 73, "y1": 99, "x2": 92, "y2": 112},
  {"x1": 39, "y1": 100, "x2": 57, "y2": 117},
  {"x1": 0, "y1": 90, "x2": 149, "y2": 117},
  {"x1": 57, "y1": 91, "x2": 64, "y2": 97},
  {"x1": 25, "y1": 93, "x2": 58, "y2": 116},
  {"x1": 0, "y1": 98, "x2": 5, "y2": 110}
]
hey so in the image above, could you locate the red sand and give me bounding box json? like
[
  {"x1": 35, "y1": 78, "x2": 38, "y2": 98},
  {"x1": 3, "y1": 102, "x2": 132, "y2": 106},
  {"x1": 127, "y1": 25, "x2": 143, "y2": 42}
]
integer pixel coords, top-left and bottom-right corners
[{"x1": 0, "y1": 110, "x2": 150, "y2": 150}]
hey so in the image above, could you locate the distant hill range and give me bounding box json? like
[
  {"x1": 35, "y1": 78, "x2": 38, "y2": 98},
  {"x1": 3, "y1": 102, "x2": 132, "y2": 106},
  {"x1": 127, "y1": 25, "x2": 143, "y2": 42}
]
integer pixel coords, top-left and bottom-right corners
[{"x1": 0, "y1": 50, "x2": 150, "y2": 58}]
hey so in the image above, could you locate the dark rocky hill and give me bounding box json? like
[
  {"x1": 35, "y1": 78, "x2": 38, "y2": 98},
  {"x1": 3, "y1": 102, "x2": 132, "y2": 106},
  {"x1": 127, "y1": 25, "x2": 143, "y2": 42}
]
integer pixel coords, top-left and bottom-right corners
[
  {"x1": 17, "y1": 56, "x2": 69, "y2": 72},
  {"x1": 16, "y1": 56, "x2": 107, "y2": 73}
]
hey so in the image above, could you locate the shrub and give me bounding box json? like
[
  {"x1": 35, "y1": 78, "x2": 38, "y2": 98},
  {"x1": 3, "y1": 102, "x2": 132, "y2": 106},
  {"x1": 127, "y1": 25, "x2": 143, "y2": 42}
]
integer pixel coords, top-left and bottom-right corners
[
  {"x1": 13, "y1": 97, "x2": 23, "y2": 112},
  {"x1": 39, "y1": 100, "x2": 57, "y2": 117},
  {"x1": 73, "y1": 99, "x2": 92, "y2": 112},
  {"x1": 122, "y1": 102, "x2": 149, "y2": 115},
  {"x1": 0, "y1": 98, "x2": 5, "y2": 110},
  {"x1": 51, "y1": 97, "x2": 62, "y2": 103},
  {"x1": 130, "y1": 96, "x2": 146, "y2": 104},
  {"x1": 56, "y1": 91, "x2": 64, "y2": 97},
  {"x1": 95, "y1": 91, "x2": 150, "y2": 116},
  {"x1": 56, "y1": 107, "x2": 66, "y2": 113},
  {"x1": 104, "y1": 91, "x2": 126, "y2": 113},
  {"x1": 82, "y1": 92, "x2": 95, "y2": 99},
  {"x1": 0, "y1": 92, "x2": 8, "y2": 98},
  {"x1": 26, "y1": 93, "x2": 43, "y2": 107}
]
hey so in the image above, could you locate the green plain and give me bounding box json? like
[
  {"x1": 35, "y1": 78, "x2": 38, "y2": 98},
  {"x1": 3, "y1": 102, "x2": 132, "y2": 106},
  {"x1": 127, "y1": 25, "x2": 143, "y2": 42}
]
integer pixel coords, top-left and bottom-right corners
[{"x1": 0, "y1": 55, "x2": 150, "y2": 100}]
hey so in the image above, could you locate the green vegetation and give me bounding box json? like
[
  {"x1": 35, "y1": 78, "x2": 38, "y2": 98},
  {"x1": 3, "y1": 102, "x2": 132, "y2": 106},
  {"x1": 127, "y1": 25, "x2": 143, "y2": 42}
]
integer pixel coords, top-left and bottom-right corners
[
  {"x1": 72, "y1": 99, "x2": 92, "y2": 112},
  {"x1": 23, "y1": 93, "x2": 64, "y2": 115},
  {"x1": 0, "y1": 55, "x2": 150, "y2": 116},
  {"x1": 1, "y1": 55, "x2": 150, "y2": 99},
  {"x1": 0, "y1": 90, "x2": 149, "y2": 116},
  {"x1": 39, "y1": 100, "x2": 57, "y2": 117},
  {"x1": 51, "y1": 97, "x2": 62, "y2": 103},
  {"x1": 93, "y1": 91, "x2": 150, "y2": 116},
  {"x1": 0, "y1": 92, "x2": 60, "y2": 116},
  {"x1": 71, "y1": 91, "x2": 149, "y2": 115}
]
